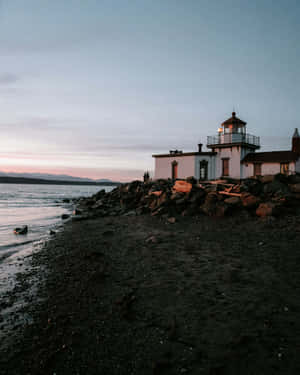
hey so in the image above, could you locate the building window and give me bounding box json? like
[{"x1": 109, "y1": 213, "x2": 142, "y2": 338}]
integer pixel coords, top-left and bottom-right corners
[
  {"x1": 280, "y1": 162, "x2": 289, "y2": 175},
  {"x1": 171, "y1": 161, "x2": 178, "y2": 180},
  {"x1": 222, "y1": 158, "x2": 229, "y2": 177},
  {"x1": 199, "y1": 160, "x2": 208, "y2": 180},
  {"x1": 253, "y1": 163, "x2": 262, "y2": 176}
]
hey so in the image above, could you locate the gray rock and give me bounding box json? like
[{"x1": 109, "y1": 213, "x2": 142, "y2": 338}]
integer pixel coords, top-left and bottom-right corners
[{"x1": 14, "y1": 225, "x2": 28, "y2": 235}]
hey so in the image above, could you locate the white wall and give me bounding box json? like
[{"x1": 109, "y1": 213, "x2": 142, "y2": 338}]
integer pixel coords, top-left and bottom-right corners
[
  {"x1": 289, "y1": 162, "x2": 296, "y2": 173},
  {"x1": 243, "y1": 162, "x2": 296, "y2": 177},
  {"x1": 154, "y1": 155, "x2": 195, "y2": 180},
  {"x1": 243, "y1": 163, "x2": 254, "y2": 178},
  {"x1": 262, "y1": 163, "x2": 283, "y2": 175},
  {"x1": 194, "y1": 155, "x2": 216, "y2": 180},
  {"x1": 215, "y1": 146, "x2": 242, "y2": 179}
]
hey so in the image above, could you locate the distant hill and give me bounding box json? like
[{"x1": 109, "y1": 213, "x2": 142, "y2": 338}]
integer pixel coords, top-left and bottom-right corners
[
  {"x1": 95, "y1": 179, "x2": 114, "y2": 183},
  {"x1": 0, "y1": 172, "x2": 120, "y2": 186}
]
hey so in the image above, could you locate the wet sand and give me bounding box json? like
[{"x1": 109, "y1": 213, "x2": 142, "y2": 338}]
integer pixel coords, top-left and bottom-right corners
[{"x1": 1, "y1": 213, "x2": 300, "y2": 375}]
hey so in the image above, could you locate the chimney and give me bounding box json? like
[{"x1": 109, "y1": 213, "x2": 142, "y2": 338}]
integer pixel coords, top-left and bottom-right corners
[
  {"x1": 198, "y1": 143, "x2": 203, "y2": 153},
  {"x1": 292, "y1": 128, "x2": 300, "y2": 154}
]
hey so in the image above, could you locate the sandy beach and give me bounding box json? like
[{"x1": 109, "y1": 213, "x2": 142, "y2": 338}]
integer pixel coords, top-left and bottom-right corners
[{"x1": 1, "y1": 211, "x2": 300, "y2": 375}]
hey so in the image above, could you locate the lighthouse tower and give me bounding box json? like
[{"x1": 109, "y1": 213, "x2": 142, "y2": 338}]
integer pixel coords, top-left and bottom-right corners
[{"x1": 207, "y1": 112, "x2": 260, "y2": 179}]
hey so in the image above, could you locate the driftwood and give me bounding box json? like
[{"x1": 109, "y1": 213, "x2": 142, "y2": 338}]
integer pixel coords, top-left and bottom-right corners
[{"x1": 218, "y1": 191, "x2": 242, "y2": 197}]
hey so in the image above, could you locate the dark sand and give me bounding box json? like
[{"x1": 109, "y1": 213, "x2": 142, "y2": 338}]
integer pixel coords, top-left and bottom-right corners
[{"x1": 1, "y1": 213, "x2": 300, "y2": 375}]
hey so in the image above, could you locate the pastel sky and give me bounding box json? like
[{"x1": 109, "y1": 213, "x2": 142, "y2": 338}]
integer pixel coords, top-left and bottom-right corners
[{"x1": 0, "y1": 0, "x2": 299, "y2": 181}]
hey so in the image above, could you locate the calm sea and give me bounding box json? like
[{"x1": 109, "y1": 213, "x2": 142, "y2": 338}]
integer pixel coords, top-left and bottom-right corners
[{"x1": 0, "y1": 183, "x2": 113, "y2": 294}]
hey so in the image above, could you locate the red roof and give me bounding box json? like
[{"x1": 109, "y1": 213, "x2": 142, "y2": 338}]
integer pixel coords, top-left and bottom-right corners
[{"x1": 242, "y1": 151, "x2": 299, "y2": 163}]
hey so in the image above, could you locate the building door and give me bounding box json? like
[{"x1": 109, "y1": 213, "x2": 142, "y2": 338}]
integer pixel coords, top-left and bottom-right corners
[
  {"x1": 199, "y1": 160, "x2": 208, "y2": 180},
  {"x1": 253, "y1": 163, "x2": 262, "y2": 176},
  {"x1": 222, "y1": 158, "x2": 229, "y2": 177},
  {"x1": 171, "y1": 161, "x2": 178, "y2": 180}
]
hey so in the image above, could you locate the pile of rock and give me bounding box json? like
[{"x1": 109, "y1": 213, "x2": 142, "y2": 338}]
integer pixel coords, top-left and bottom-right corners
[{"x1": 76, "y1": 174, "x2": 300, "y2": 220}]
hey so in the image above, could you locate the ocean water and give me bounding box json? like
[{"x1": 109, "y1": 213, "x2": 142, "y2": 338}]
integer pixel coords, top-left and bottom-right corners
[{"x1": 0, "y1": 183, "x2": 113, "y2": 294}]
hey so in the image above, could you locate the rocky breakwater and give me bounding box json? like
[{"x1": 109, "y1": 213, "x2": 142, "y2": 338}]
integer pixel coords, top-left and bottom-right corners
[{"x1": 75, "y1": 174, "x2": 300, "y2": 221}]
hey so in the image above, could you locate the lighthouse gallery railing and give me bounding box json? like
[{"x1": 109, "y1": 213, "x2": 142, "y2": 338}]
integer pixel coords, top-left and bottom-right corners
[{"x1": 207, "y1": 133, "x2": 260, "y2": 147}]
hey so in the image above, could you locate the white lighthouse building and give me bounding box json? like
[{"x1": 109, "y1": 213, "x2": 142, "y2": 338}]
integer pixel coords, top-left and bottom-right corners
[{"x1": 153, "y1": 112, "x2": 300, "y2": 180}]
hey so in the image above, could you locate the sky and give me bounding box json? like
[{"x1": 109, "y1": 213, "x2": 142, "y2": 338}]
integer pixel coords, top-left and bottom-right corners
[{"x1": 0, "y1": 0, "x2": 299, "y2": 181}]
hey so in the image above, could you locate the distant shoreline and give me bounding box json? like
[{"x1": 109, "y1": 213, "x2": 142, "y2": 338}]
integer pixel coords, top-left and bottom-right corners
[{"x1": 0, "y1": 176, "x2": 121, "y2": 186}]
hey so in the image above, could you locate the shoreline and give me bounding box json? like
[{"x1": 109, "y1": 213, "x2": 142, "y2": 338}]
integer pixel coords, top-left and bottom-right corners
[
  {"x1": 1, "y1": 212, "x2": 300, "y2": 374},
  {"x1": 0, "y1": 177, "x2": 120, "y2": 186}
]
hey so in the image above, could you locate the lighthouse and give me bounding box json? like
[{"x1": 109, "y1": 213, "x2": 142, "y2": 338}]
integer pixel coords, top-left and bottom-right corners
[{"x1": 207, "y1": 112, "x2": 260, "y2": 179}]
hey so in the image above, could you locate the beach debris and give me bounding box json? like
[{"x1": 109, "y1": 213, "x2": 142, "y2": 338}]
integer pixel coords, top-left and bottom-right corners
[
  {"x1": 219, "y1": 191, "x2": 241, "y2": 197},
  {"x1": 13, "y1": 225, "x2": 28, "y2": 235}
]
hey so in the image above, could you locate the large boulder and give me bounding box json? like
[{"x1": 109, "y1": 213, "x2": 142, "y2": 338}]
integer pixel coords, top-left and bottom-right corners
[
  {"x1": 263, "y1": 179, "x2": 290, "y2": 197},
  {"x1": 260, "y1": 175, "x2": 276, "y2": 184},
  {"x1": 188, "y1": 188, "x2": 206, "y2": 205},
  {"x1": 14, "y1": 225, "x2": 28, "y2": 235},
  {"x1": 256, "y1": 202, "x2": 278, "y2": 217},
  {"x1": 215, "y1": 203, "x2": 229, "y2": 217},
  {"x1": 94, "y1": 189, "x2": 106, "y2": 200},
  {"x1": 186, "y1": 176, "x2": 197, "y2": 185},
  {"x1": 241, "y1": 193, "x2": 260, "y2": 208},
  {"x1": 287, "y1": 174, "x2": 300, "y2": 184},
  {"x1": 173, "y1": 180, "x2": 192, "y2": 193},
  {"x1": 240, "y1": 179, "x2": 263, "y2": 195},
  {"x1": 157, "y1": 191, "x2": 171, "y2": 207},
  {"x1": 148, "y1": 191, "x2": 170, "y2": 211},
  {"x1": 224, "y1": 196, "x2": 241, "y2": 206},
  {"x1": 128, "y1": 180, "x2": 143, "y2": 193},
  {"x1": 170, "y1": 192, "x2": 184, "y2": 201},
  {"x1": 201, "y1": 192, "x2": 218, "y2": 216}
]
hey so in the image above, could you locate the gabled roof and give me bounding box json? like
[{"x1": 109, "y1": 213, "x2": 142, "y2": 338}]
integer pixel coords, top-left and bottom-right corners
[
  {"x1": 242, "y1": 151, "x2": 299, "y2": 164},
  {"x1": 222, "y1": 112, "x2": 246, "y2": 127}
]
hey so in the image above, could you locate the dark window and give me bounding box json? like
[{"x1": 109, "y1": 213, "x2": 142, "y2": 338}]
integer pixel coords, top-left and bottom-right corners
[
  {"x1": 253, "y1": 163, "x2": 261, "y2": 176},
  {"x1": 171, "y1": 161, "x2": 178, "y2": 180},
  {"x1": 199, "y1": 160, "x2": 208, "y2": 180},
  {"x1": 222, "y1": 158, "x2": 229, "y2": 176}
]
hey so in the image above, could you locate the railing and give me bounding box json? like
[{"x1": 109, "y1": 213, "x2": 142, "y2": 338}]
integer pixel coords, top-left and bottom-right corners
[{"x1": 207, "y1": 133, "x2": 260, "y2": 147}]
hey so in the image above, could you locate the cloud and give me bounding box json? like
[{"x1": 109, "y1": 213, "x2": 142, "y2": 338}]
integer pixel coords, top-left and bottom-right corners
[{"x1": 0, "y1": 72, "x2": 19, "y2": 84}]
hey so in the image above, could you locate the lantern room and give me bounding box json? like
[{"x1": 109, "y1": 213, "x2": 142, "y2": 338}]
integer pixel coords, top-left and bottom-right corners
[{"x1": 219, "y1": 112, "x2": 247, "y2": 134}]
